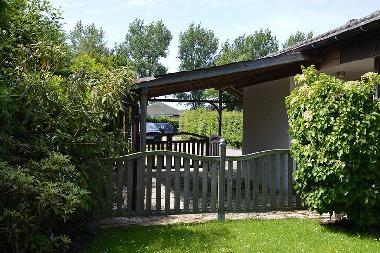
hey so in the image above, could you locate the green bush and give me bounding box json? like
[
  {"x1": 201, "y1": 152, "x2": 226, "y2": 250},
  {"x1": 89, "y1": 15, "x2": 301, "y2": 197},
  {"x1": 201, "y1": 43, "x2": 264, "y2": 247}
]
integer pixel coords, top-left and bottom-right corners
[
  {"x1": 179, "y1": 109, "x2": 243, "y2": 148},
  {"x1": 286, "y1": 66, "x2": 380, "y2": 226},
  {"x1": 0, "y1": 153, "x2": 88, "y2": 253},
  {"x1": 0, "y1": 1, "x2": 135, "y2": 251}
]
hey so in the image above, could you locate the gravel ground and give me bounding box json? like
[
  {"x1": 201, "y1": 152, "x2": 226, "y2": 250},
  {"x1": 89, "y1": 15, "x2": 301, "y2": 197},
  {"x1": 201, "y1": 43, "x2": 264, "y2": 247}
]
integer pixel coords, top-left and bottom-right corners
[{"x1": 99, "y1": 211, "x2": 332, "y2": 228}]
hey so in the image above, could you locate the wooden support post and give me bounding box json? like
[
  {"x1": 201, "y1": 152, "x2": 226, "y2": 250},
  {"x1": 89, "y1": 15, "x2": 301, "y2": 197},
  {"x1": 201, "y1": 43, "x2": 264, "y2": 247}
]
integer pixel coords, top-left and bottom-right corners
[
  {"x1": 131, "y1": 100, "x2": 139, "y2": 211},
  {"x1": 123, "y1": 100, "x2": 130, "y2": 146},
  {"x1": 218, "y1": 139, "x2": 226, "y2": 221},
  {"x1": 140, "y1": 88, "x2": 148, "y2": 152},
  {"x1": 218, "y1": 90, "x2": 223, "y2": 137},
  {"x1": 167, "y1": 134, "x2": 172, "y2": 151},
  {"x1": 131, "y1": 102, "x2": 140, "y2": 152}
]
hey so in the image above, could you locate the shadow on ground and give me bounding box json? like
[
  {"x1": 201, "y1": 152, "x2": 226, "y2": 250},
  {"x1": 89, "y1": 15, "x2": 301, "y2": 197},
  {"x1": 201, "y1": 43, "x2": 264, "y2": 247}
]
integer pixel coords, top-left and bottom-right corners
[
  {"x1": 82, "y1": 222, "x2": 231, "y2": 252},
  {"x1": 322, "y1": 219, "x2": 380, "y2": 240}
]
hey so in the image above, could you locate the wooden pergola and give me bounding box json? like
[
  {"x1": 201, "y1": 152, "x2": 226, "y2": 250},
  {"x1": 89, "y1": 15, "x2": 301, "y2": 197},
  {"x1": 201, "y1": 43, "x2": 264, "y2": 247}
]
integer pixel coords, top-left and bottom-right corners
[
  {"x1": 117, "y1": 9, "x2": 380, "y2": 212},
  {"x1": 123, "y1": 52, "x2": 315, "y2": 152}
]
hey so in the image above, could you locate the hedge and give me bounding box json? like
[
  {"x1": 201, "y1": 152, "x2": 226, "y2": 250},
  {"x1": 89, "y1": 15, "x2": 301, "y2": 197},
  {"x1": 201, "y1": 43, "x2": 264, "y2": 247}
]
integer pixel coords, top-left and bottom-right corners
[{"x1": 179, "y1": 109, "x2": 243, "y2": 148}]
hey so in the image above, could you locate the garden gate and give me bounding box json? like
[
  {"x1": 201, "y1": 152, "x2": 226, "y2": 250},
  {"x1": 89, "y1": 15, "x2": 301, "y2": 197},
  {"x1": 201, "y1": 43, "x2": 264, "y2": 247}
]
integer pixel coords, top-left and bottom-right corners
[{"x1": 103, "y1": 140, "x2": 302, "y2": 219}]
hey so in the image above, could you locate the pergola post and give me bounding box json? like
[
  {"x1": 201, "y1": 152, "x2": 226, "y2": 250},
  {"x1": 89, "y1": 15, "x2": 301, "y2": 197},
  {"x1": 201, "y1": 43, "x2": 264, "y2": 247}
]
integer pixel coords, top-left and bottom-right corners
[
  {"x1": 131, "y1": 101, "x2": 140, "y2": 152},
  {"x1": 218, "y1": 90, "x2": 223, "y2": 137},
  {"x1": 139, "y1": 88, "x2": 148, "y2": 152}
]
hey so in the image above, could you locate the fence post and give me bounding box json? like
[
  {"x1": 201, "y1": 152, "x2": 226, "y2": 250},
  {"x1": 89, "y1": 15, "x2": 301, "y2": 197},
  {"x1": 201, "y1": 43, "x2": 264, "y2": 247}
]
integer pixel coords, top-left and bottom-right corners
[
  {"x1": 167, "y1": 134, "x2": 173, "y2": 151},
  {"x1": 218, "y1": 139, "x2": 226, "y2": 221}
]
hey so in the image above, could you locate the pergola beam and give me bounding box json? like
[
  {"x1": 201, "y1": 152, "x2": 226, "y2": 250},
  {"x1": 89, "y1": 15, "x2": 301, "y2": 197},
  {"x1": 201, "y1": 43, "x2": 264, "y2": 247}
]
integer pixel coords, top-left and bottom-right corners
[{"x1": 148, "y1": 98, "x2": 242, "y2": 105}]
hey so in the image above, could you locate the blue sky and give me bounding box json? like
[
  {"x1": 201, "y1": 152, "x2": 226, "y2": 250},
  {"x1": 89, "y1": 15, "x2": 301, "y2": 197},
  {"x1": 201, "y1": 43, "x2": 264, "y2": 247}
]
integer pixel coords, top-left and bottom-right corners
[{"x1": 52, "y1": 0, "x2": 379, "y2": 73}]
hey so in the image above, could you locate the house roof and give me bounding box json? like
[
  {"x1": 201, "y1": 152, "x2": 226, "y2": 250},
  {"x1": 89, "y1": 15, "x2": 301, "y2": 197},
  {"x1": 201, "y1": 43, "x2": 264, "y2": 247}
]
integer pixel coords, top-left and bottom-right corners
[
  {"x1": 135, "y1": 10, "x2": 380, "y2": 98},
  {"x1": 147, "y1": 102, "x2": 182, "y2": 117}
]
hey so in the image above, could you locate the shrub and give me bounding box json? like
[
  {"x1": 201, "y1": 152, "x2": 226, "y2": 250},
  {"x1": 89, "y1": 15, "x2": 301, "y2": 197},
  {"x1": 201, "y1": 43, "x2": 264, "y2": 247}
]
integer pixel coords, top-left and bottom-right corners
[
  {"x1": 179, "y1": 109, "x2": 243, "y2": 148},
  {"x1": 0, "y1": 153, "x2": 88, "y2": 253},
  {"x1": 286, "y1": 66, "x2": 380, "y2": 226}
]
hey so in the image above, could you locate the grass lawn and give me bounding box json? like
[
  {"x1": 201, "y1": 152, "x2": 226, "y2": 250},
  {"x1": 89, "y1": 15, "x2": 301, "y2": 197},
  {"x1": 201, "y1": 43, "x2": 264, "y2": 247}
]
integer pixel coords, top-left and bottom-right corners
[{"x1": 82, "y1": 218, "x2": 380, "y2": 253}]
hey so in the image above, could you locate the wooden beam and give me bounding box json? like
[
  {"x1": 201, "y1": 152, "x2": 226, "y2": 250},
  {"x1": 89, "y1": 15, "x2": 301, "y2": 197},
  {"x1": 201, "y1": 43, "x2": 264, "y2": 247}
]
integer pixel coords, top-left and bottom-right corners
[
  {"x1": 233, "y1": 63, "x2": 307, "y2": 89},
  {"x1": 139, "y1": 88, "x2": 148, "y2": 152},
  {"x1": 136, "y1": 52, "x2": 309, "y2": 90},
  {"x1": 148, "y1": 98, "x2": 242, "y2": 105}
]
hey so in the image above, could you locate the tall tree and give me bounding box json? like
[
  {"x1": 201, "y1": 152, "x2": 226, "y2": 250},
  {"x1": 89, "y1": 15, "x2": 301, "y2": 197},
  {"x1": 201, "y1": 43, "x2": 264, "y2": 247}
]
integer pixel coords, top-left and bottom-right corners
[
  {"x1": 215, "y1": 28, "x2": 279, "y2": 65},
  {"x1": 69, "y1": 21, "x2": 109, "y2": 56},
  {"x1": 178, "y1": 23, "x2": 219, "y2": 71},
  {"x1": 119, "y1": 19, "x2": 172, "y2": 77},
  {"x1": 282, "y1": 31, "x2": 313, "y2": 49},
  {"x1": 176, "y1": 23, "x2": 219, "y2": 109}
]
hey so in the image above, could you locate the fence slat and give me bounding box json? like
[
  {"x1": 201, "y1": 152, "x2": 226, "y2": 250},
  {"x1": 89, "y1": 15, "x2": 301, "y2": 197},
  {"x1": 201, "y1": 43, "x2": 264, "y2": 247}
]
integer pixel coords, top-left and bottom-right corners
[
  {"x1": 202, "y1": 161, "x2": 208, "y2": 211},
  {"x1": 127, "y1": 160, "x2": 133, "y2": 213},
  {"x1": 146, "y1": 156, "x2": 153, "y2": 214},
  {"x1": 116, "y1": 161, "x2": 124, "y2": 213},
  {"x1": 174, "y1": 156, "x2": 180, "y2": 212},
  {"x1": 287, "y1": 154, "x2": 293, "y2": 209},
  {"x1": 279, "y1": 154, "x2": 285, "y2": 209},
  {"x1": 191, "y1": 143, "x2": 195, "y2": 164},
  {"x1": 156, "y1": 156, "x2": 162, "y2": 213},
  {"x1": 244, "y1": 160, "x2": 251, "y2": 211},
  {"x1": 227, "y1": 161, "x2": 233, "y2": 210},
  {"x1": 236, "y1": 161, "x2": 241, "y2": 211},
  {"x1": 253, "y1": 158, "x2": 259, "y2": 210},
  {"x1": 211, "y1": 161, "x2": 217, "y2": 212},
  {"x1": 184, "y1": 158, "x2": 190, "y2": 212},
  {"x1": 193, "y1": 160, "x2": 199, "y2": 212},
  {"x1": 165, "y1": 155, "x2": 171, "y2": 214},
  {"x1": 262, "y1": 157, "x2": 268, "y2": 211},
  {"x1": 136, "y1": 156, "x2": 144, "y2": 214},
  {"x1": 270, "y1": 154, "x2": 276, "y2": 209}
]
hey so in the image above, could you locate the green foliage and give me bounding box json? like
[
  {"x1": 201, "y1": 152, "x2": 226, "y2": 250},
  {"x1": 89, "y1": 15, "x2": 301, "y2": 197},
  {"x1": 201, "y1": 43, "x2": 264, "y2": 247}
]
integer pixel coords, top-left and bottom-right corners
[
  {"x1": 178, "y1": 23, "x2": 219, "y2": 71},
  {"x1": 215, "y1": 28, "x2": 278, "y2": 65},
  {"x1": 282, "y1": 31, "x2": 313, "y2": 49},
  {"x1": 0, "y1": 0, "x2": 68, "y2": 81},
  {"x1": 118, "y1": 19, "x2": 172, "y2": 77},
  {"x1": 179, "y1": 109, "x2": 243, "y2": 148},
  {"x1": 0, "y1": 1, "x2": 136, "y2": 252},
  {"x1": 286, "y1": 66, "x2": 380, "y2": 226},
  {"x1": 69, "y1": 53, "x2": 108, "y2": 78},
  {"x1": 69, "y1": 21, "x2": 109, "y2": 57},
  {"x1": 0, "y1": 153, "x2": 87, "y2": 253}
]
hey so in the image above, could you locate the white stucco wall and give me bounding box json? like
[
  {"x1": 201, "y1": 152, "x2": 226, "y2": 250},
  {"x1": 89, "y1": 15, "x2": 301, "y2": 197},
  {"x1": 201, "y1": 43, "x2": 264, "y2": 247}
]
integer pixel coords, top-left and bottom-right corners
[{"x1": 243, "y1": 78, "x2": 290, "y2": 154}]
